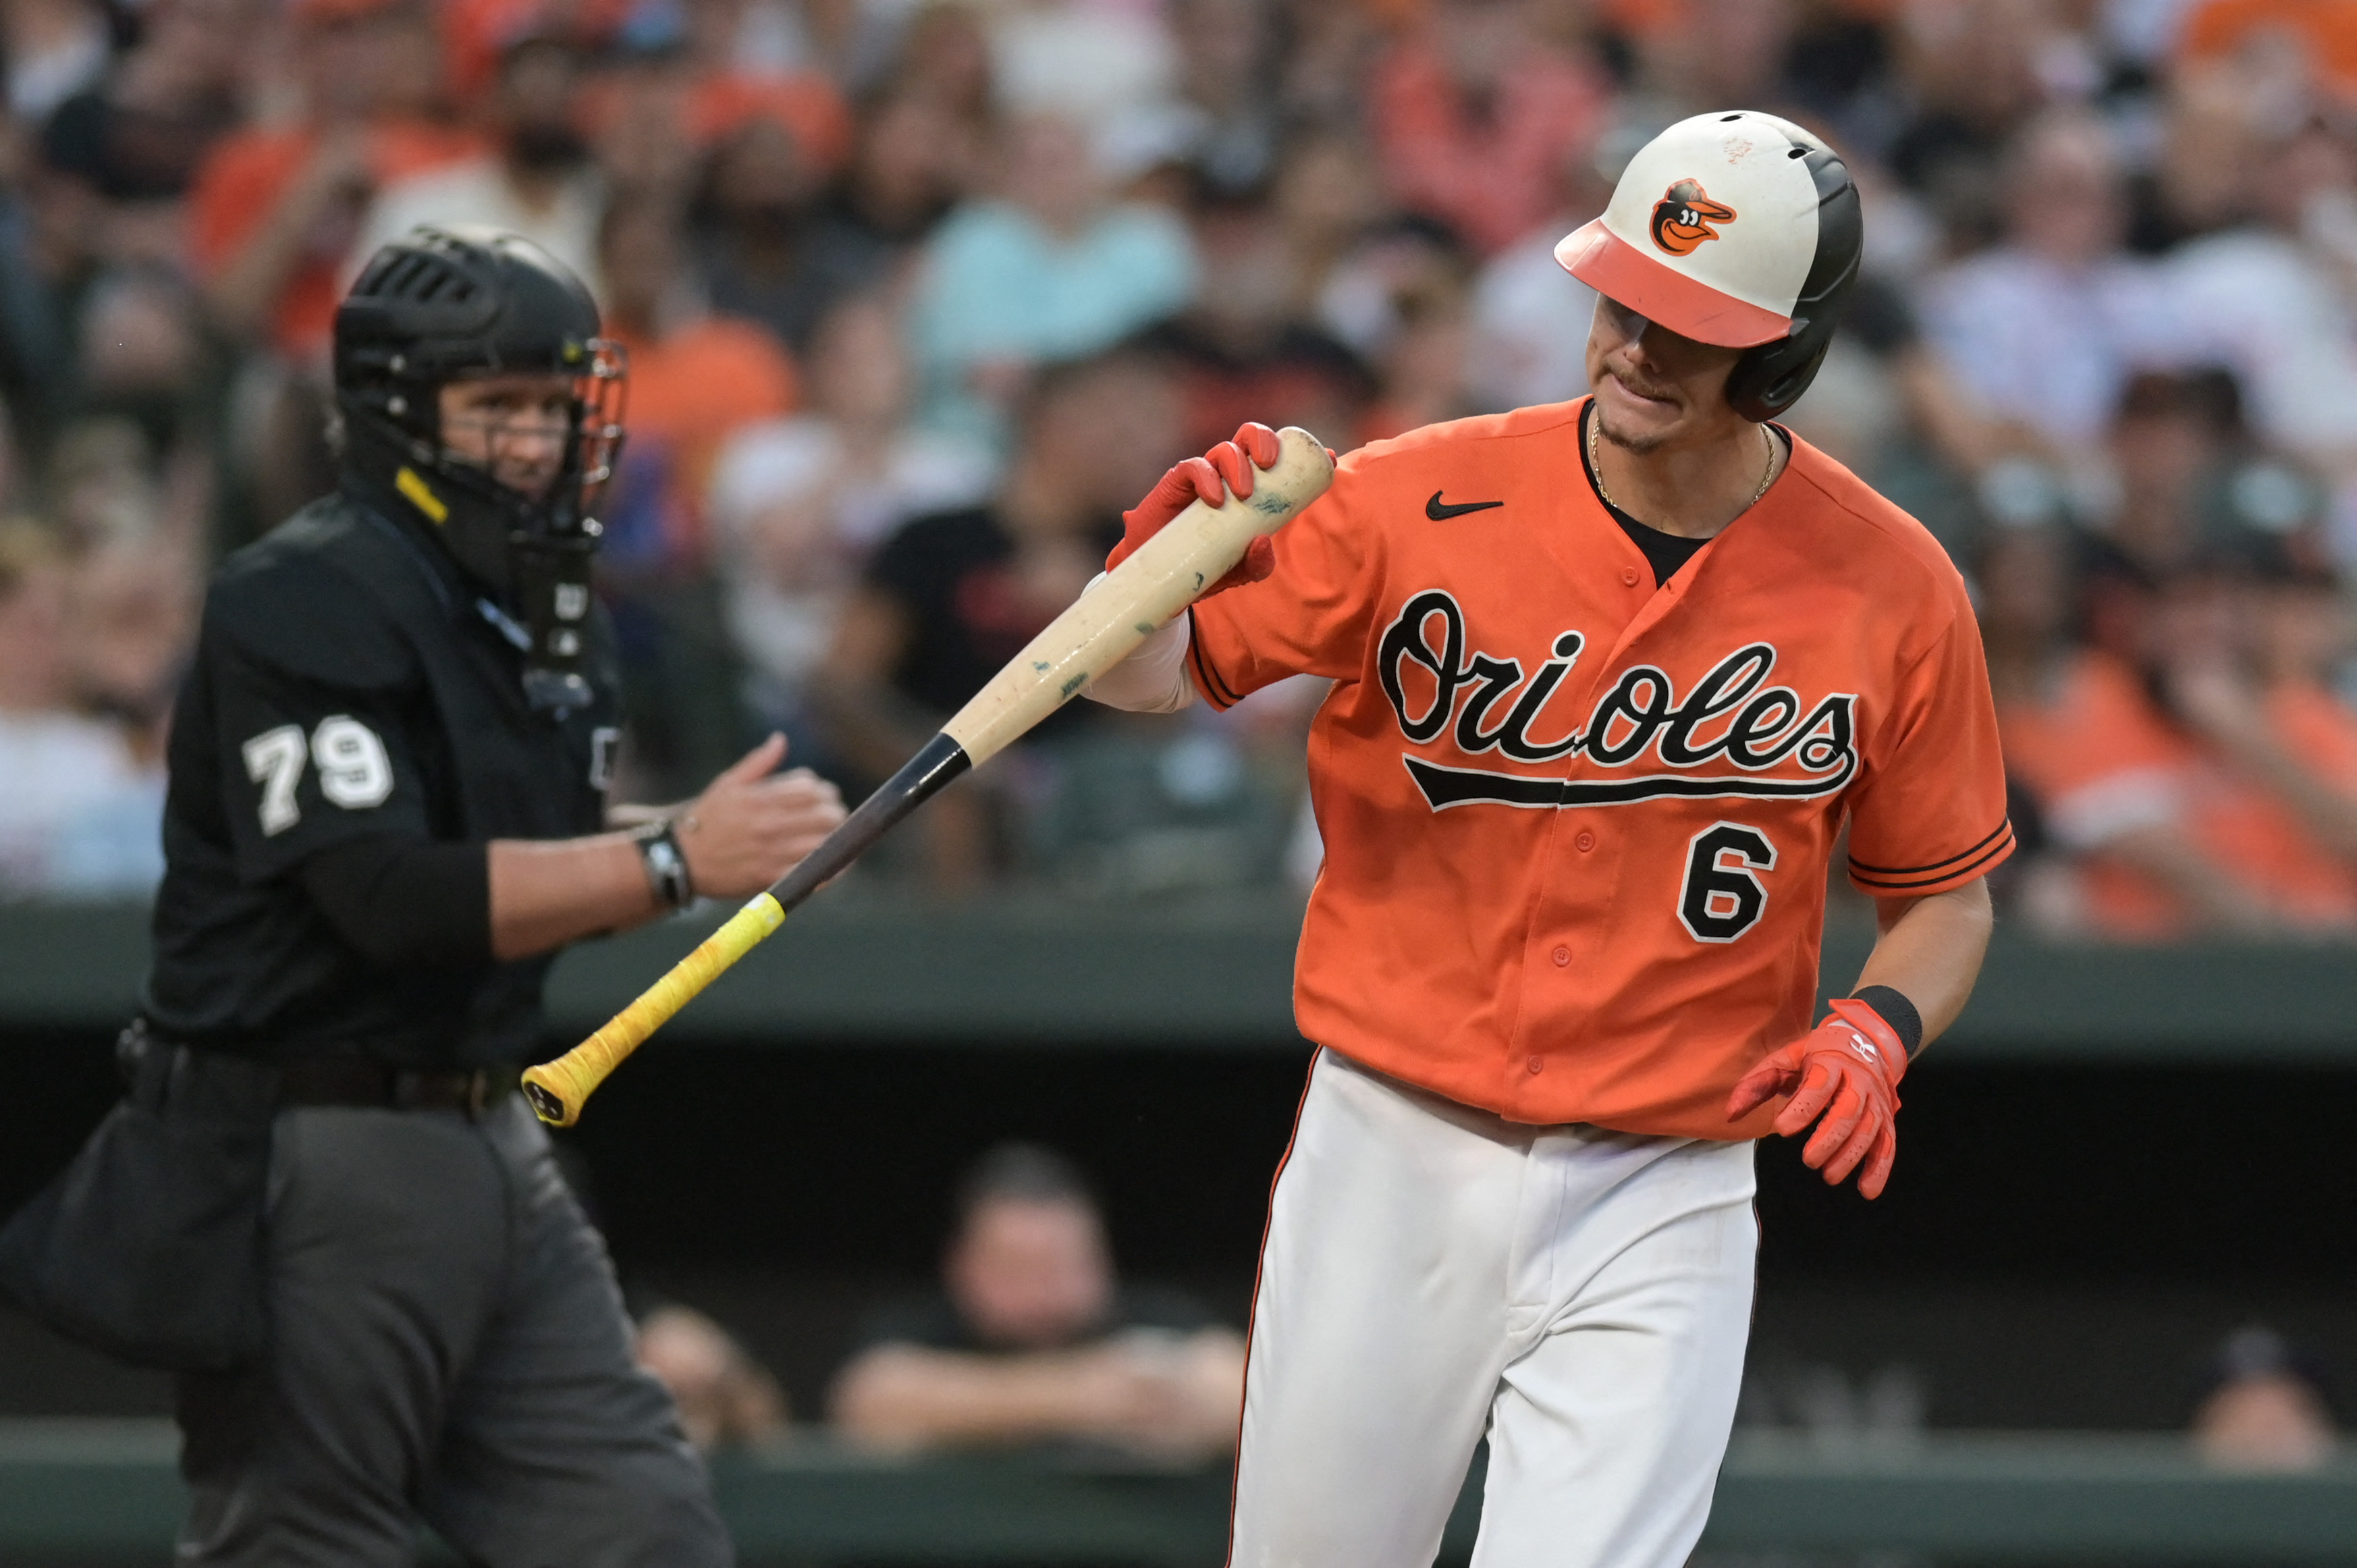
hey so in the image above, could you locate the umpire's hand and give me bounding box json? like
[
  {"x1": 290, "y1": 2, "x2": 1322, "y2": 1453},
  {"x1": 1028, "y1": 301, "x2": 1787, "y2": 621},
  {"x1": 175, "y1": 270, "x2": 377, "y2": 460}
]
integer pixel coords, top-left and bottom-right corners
[{"x1": 676, "y1": 734, "x2": 846, "y2": 898}]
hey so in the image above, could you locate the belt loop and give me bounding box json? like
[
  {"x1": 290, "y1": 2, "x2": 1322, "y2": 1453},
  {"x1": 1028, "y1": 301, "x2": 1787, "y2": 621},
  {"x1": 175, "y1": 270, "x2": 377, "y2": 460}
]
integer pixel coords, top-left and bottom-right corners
[
  {"x1": 114, "y1": 1019, "x2": 149, "y2": 1089},
  {"x1": 163, "y1": 1045, "x2": 195, "y2": 1113}
]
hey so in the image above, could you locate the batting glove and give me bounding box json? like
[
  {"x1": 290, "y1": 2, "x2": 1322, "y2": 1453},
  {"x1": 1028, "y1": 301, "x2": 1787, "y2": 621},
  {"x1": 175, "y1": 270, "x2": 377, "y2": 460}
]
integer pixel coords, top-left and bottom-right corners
[
  {"x1": 1108, "y1": 422, "x2": 1283, "y2": 594},
  {"x1": 1726, "y1": 997, "x2": 1907, "y2": 1199}
]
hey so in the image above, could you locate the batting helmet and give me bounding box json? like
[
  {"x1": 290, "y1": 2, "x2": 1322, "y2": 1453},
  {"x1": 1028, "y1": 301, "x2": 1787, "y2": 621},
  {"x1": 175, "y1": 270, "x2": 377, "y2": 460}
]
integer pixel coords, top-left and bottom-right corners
[{"x1": 1555, "y1": 111, "x2": 1862, "y2": 422}]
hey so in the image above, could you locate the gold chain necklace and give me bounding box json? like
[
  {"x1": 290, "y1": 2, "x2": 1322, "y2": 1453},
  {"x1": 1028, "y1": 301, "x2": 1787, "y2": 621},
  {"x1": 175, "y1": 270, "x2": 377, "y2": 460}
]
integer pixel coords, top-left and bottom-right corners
[{"x1": 1589, "y1": 412, "x2": 1777, "y2": 522}]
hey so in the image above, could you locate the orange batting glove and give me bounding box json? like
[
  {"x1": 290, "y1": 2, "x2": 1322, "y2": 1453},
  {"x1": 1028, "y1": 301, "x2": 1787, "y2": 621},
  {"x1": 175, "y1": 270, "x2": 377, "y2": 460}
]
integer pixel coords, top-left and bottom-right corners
[
  {"x1": 1725, "y1": 997, "x2": 1907, "y2": 1199},
  {"x1": 1108, "y1": 422, "x2": 1282, "y2": 595}
]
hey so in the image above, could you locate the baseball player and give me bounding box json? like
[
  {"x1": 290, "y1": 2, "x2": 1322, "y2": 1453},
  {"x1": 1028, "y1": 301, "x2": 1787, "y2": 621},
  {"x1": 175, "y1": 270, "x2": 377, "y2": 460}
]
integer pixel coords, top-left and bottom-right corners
[{"x1": 1087, "y1": 112, "x2": 2011, "y2": 1567}]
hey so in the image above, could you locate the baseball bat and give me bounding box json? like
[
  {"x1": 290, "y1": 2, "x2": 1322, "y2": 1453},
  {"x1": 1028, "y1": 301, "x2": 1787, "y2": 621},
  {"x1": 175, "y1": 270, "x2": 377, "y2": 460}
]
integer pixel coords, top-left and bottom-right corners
[{"x1": 520, "y1": 426, "x2": 1335, "y2": 1126}]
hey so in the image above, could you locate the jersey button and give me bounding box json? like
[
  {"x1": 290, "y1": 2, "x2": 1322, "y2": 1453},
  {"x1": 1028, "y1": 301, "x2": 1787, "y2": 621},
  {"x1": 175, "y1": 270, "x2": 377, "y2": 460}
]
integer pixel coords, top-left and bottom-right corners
[
  {"x1": 1526, "y1": 1054, "x2": 1544, "y2": 1074},
  {"x1": 1575, "y1": 830, "x2": 1596, "y2": 853},
  {"x1": 1620, "y1": 567, "x2": 1640, "y2": 587},
  {"x1": 1551, "y1": 945, "x2": 1571, "y2": 967}
]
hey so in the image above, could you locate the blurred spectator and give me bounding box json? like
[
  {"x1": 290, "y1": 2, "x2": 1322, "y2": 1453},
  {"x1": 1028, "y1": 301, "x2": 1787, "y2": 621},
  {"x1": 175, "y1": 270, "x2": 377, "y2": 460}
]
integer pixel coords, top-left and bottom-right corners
[
  {"x1": 1326, "y1": 217, "x2": 1477, "y2": 445},
  {"x1": 2078, "y1": 371, "x2": 2243, "y2": 595},
  {"x1": 45, "y1": 530, "x2": 192, "y2": 894},
  {"x1": 2164, "y1": 113, "x2": 2357, "y2": 498},
  {"x1": 599, "y1": 193, "x2": 801, "y2": 574},
  {"x1": 814, "y1": 347, "x2": 1178, "y2": 882},
  {"x1": 2163, "y1": 541, "x2": 2357, "y2": 882},
  {"x1": 707, "y1": 291, "x2": 994, "y2": 753},
  {"x1": 1145, "y1": 191, "x2": 1372, "y2": 456},
  {"x1": 1366, "y1": 0, "x2": 1609, "y2": 257},
  {"x1": 906, "y1": 111, "x2": 1196, "y2": 448},
  {"x1": 0, "y1": 522, "x2": 160, "y2": 896},
  {"x1": 2192, "y1": 1324, "x2": 2340, "y2": 1471},
  {"x1": 1916, "y1": 110, "x2": 2184, "y2": 470},
  {"x1": 1315, "y1": 213, "x2": 1469, "y2": 380},
  {"x1": 48, "y1": 414, "x2": 199, "y2": 552},
  {"x1": 1164, "y1": 0, "x2": 1281, "y2": 197},
  {"x1": 721, "y1": 0, "x2": 923, "y2": 90},
  {"x1": 1885, "y1": 0, "x2": 2071, "y2": 241},
  {"x1": 633, "y1": 1303, "x2": 790, "y2": 1453},
  {"x1": 1268, "y1": 126, "x2": 1388, "y2": 323},
  {"x1": 830, "y1": 1143, "x2": 1244, "y2": 1459},
  {"x1": 355, "y1": 36, "x2": 605, "y2": 296},
  {"x1": 596, "y1": 194, "x2": 801, "y2": 799},
  {"x1": 984, "y1": 0, "x2": 1179, "y2": 136},
  {"x1": 1273, "y1": 0, "x2": 1384, "y2": 126},
  {"x1": 1357, "y1": 268, "x2": 1475, "y2": 443},
  {"x1": 1619, "y1": 0, "x2": 1803, "y2": 125},
  {"x1": 578, "y1": 0, "x2": 855, "y2": 209},
  {"x1": 188, "y1": 0, "x2": 470, "y2": 362},
  {"x1": 1465, "y1": 136, "x2": 1615, "y2": 412},
  {"x1": 688, "y1": 105, "x2": 881, "y2": 354},
  {"x1": 887, "y1": 1, "x2": 995, "y2": 124},
  {"x1": 40, "y1": 0, "x2": 259, "y2": 221},
  {"x1": 186, "y1": 0, "x2": 468, "y2": 527},
  {"x1": 1974, "y1": 521, "x2": 2082, "y2": 926},
  {"x1": 72, "y1": 266, "x2": 209, "y2": 440},
  {"x1": 817, "y1": 82, "x2": 976, "y2": 260},
  {"x1": 2179, "y1": 0, "x2": 2357, "y2": 102},
  {"x1": 671, "y1": 0, "x2": 857, "y2": 172},
  {"x1": 1997, "y1": 537, "x2": 2357, "y2": 941},
  {"x1": 4, "y1": 0, "x2": 109, "y2": 126},
  {"x1": 65, "y1": 528, "x2": 192, "y2": 751}
]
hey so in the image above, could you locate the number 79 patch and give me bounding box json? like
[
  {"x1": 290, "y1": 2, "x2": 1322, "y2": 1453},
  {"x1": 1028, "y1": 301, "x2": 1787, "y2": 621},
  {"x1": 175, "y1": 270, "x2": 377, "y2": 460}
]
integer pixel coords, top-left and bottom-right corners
[{"x1": 241, "y1": 716, "x2": 395, "y2": 836}]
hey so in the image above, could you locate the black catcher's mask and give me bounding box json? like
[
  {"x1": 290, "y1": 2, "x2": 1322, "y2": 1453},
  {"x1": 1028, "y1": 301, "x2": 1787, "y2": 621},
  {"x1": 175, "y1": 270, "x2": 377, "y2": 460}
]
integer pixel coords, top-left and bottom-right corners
[{"x1": 333, "y1": 225, "x2": 626, "y2": 713}]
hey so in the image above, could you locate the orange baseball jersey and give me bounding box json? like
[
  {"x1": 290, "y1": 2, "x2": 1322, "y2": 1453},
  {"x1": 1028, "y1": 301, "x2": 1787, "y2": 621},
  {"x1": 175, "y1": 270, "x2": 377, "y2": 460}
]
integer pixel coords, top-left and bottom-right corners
[{"x1": 1187, "y1": 397, "x2": 2013, "y2": 1139}]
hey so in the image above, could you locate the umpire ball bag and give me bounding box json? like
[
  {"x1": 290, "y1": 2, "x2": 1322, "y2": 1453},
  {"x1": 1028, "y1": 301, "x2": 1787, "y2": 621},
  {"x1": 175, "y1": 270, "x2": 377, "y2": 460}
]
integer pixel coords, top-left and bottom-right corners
[{"x1": 0, "y1": 1025, "x2": 274, "y2": 1370}]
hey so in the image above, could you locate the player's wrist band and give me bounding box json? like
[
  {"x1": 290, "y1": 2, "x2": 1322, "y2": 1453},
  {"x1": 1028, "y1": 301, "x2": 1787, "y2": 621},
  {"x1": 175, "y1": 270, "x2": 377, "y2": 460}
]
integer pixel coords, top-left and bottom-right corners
[
  {"x1": 1847, "y1": 985, "x2": 1922, "y2": 1059},
  {"x1": 633, "y1": 819, "x2": 695, "y2": 910}
]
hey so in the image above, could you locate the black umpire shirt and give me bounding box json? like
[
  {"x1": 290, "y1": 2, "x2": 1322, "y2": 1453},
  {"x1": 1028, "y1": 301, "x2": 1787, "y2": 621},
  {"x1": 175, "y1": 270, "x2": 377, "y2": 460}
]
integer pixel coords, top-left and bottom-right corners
[{"x1": 143, "y1": 479, "x2": 621, "y2": 1069}]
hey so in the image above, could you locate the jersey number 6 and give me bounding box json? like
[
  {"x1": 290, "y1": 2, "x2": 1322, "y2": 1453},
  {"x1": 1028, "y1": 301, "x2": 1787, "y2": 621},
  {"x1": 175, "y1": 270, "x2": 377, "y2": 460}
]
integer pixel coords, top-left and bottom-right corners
[{"x1": 1679, "y1": 822, "x2": 1776, "y2": 943}]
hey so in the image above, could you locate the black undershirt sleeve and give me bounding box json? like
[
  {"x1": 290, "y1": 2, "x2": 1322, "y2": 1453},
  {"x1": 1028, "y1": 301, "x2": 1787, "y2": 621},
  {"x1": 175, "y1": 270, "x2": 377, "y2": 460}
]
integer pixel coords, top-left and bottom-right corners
[{"x1": 298, "y1": 835, "x2": 492, "y2": 972}]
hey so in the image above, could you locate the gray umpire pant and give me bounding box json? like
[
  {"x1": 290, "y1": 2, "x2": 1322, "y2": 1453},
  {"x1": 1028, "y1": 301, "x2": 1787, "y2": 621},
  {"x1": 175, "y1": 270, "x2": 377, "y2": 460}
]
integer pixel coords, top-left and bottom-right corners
[{"x1": 175, "y1": 1096, "x2": 730, "y2": 1567}]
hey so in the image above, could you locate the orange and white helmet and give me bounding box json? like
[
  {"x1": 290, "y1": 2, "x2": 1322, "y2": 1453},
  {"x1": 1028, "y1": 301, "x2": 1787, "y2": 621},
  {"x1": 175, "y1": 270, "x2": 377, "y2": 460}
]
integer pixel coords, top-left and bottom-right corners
[{"x1": 1556, "y1": 110, "x2": 1862, "y2": 421}]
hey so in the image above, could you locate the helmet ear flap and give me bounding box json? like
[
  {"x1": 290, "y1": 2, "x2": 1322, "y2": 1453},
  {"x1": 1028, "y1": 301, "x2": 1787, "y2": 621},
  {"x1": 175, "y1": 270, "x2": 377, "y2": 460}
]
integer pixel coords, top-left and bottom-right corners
[
  {"x1": 1721, "y1": 141, "x2": 1862, "y2": 424},
  {"x1": 1726, "y1": 333, "x2": 1832, "y2": 423}
]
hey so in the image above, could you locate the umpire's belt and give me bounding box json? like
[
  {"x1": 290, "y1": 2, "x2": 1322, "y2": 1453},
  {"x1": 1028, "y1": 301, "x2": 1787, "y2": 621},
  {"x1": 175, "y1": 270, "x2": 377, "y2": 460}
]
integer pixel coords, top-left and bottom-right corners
[{"x1": 278, "y1": 1058, "x2": 519, "y2": 1116}]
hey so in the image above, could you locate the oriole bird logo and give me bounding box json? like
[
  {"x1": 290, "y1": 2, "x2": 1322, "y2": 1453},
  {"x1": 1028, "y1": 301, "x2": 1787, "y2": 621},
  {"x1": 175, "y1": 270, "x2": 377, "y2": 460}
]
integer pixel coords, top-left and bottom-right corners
[{"x1": 1650, "y1": 180, "x2": 1736, "y2": 256}]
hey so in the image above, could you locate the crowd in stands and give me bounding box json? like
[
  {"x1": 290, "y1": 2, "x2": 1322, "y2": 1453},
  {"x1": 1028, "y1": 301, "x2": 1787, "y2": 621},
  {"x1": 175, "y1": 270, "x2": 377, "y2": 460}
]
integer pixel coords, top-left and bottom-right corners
[{"x1": 0, "y1": 0, "x2": 2352, "y2": 942}]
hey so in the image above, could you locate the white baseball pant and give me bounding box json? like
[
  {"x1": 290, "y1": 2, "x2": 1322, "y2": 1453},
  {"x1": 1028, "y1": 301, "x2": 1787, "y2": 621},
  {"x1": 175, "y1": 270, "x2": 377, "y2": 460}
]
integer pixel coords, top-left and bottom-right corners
[{"x1": 1229, "y1": 1048, "x2": 1758, "y2": 1568}]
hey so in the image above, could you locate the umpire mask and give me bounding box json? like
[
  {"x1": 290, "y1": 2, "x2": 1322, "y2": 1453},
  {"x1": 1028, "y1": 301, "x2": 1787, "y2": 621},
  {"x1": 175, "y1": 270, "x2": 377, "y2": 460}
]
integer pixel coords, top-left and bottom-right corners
[{"x1": 333, "y1": 225, "x2": 627, "y2": 713}]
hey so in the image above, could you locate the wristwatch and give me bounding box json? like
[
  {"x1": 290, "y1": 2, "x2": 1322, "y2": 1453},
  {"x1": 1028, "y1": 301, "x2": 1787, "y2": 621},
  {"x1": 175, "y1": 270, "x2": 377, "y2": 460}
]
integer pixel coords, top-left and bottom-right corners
[{"x1": 632, "y1": 819, "x2": 695, "y2": 910}]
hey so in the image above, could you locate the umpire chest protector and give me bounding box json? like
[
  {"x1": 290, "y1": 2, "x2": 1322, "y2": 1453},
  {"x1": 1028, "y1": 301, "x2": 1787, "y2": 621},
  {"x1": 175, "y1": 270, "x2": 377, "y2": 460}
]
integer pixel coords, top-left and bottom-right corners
[{"x1": 144, "y1": 486, "x2": 622, "y2": 1067}]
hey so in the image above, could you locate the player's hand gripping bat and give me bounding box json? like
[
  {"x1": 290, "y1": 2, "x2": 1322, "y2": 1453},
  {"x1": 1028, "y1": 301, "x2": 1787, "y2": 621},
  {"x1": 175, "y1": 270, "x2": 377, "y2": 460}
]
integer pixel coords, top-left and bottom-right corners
[{"x1": 520, "y1": 425, "x2": 1336, "y2": 1125}]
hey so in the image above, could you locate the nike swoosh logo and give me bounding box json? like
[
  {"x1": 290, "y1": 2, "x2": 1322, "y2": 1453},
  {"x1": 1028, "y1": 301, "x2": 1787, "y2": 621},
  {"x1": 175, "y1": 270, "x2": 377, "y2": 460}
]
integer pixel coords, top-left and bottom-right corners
[{"x1": 1426, "y1": 491, "x2": 1505, "y2": 520}]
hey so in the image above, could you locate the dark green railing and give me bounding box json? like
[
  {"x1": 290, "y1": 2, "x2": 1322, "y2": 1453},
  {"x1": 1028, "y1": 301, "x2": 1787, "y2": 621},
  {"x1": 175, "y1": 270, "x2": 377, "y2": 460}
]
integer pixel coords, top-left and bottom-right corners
[
  {"x1": 5, "y1": 1420, "x2": 2356, "y2": 1562},
  {"x1": 4, "y1": 895, "x2": 2354, "y2": 1061}
]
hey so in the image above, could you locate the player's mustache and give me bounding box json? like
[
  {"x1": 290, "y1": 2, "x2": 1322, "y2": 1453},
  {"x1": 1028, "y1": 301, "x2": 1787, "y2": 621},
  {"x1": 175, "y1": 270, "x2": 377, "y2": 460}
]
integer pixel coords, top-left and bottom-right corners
[{"x1": 1606, "y1": 368, "x2": 1681, "y2": 404}]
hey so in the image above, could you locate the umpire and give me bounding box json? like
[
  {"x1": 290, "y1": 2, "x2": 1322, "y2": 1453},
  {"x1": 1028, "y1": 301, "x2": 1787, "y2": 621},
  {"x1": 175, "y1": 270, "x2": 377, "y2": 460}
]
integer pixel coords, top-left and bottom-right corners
[{"x1": 47, "y1": 227, "x2": 841, "y2": 1563}]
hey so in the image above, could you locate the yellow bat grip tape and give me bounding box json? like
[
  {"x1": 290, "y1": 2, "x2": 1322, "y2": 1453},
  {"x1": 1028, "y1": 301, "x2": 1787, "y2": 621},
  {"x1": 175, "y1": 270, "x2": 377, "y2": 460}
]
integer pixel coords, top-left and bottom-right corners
[{"x1": 520, "y1": 892, "x2": 786, "y2": 1126}]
